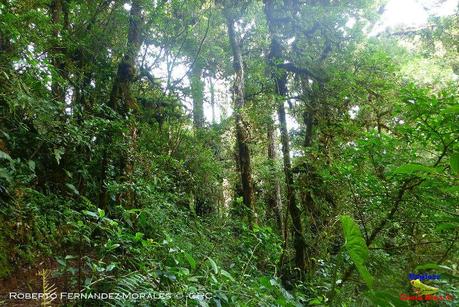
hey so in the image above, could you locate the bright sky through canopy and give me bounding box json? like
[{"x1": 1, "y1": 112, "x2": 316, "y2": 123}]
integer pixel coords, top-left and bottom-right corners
[
  {"x1": 372, "y1": 0, "x2": 458, "y2": 35},
  {"x1": 147, "y1": 0, "x2": 459, "y2": 125}
]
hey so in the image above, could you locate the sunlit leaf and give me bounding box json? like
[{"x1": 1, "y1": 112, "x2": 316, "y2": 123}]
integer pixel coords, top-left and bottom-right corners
[
  {"x1": 207, "y1": 257, "x2": 218, "y2": 274},
  {"x1": 184, "y1": 252, "x2": 197, "y2": 270},
  {"x1": 450, "y1": 153, "x2": 459, "y2": 175},
  {"x1": 340, "y1": 215, "x2": 374, "y2": 288}
]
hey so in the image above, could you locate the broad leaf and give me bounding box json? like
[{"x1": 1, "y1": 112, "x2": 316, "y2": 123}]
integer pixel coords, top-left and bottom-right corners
[
  {"x1": 392, "y1": 163, "x2": 434, "y2": 175},
  {"x1": 0, "y1": 150, "x2": 12, "y2": 161},
  {"x1": 184, "y1": 252, "x2": 197, "y2": 270},
  {"x1": 207, "y1": 257, "x2": 218, "y2": 274},
  {"x1": 450, "y1": 153, "x2": 459, "y2": 175},
  {"x1": 340, "y1": 215, "x2": 374, "y2": 288}
]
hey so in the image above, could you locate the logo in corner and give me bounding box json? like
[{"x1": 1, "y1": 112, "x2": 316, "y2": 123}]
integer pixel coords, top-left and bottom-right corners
[
  {"x1": 410, "y1": 279, "x2": 439, "y2": 295},
  {"x1": 400, "y1": 272, "x2": 454, "y2": 301}
]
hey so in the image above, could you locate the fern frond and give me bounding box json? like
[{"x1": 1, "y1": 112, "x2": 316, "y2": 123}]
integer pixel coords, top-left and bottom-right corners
[
  {"x1": 107, "y1": 271, "x2": 157, "y2": 307},
  {"x1": 38, "y1": 269, "x2": 57, "y2": 307}
]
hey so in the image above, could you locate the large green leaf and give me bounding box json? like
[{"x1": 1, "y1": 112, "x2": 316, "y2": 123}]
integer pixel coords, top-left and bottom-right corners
[
  {"x1": 0, "y1": 168, "x2": 12, "y2": 183},
  {"x1": 441, "y1": 104, "x2": 459, "y2": 115},
  {"x1": 415, "y1": 263, "x2": 453, "y2": 272},
  {"x1": 207, "y1": 257, "x2": 218, "y2": 274},
  {"x1": 0, "y1": 150, "x2": 12, "y2": 161},
  {"x1": 392, "y1": 163, "x2": 434, "y2": 175},
  {"x1": 184, "y1": 252, "x2": 196, "y2": 270},
  {"x1": 450, "y1": 153, "x2": 459, "y2": 175},
  {"x1": 340, "y1": 215, "x2": 374, "y2": 288},
  {"x1": 415, "y1": 263, "x2": 459, "y2": 280}
]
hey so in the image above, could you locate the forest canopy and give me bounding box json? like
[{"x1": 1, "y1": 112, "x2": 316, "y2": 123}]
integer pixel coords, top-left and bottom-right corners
[{"x1": 0, "y1": 0, "x2": 458, "y2": 306}]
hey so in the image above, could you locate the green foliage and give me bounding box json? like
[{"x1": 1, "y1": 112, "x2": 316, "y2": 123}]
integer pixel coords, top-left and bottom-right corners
[
  {"x1": 365, "y1": 290, "x2": 409, "y2": 307},
  {"x1": 1, "y1": 0, "x2": 458, "y2": 306},
  {"x1": 340, "y1": 215, "x2": 374, "y2": 288},
  {"x1": 450, "y1": 153, "x2": 459, "y2": 175},
  {"x1": 0, "y1": 236, "x2": 11, "y2": 279}
]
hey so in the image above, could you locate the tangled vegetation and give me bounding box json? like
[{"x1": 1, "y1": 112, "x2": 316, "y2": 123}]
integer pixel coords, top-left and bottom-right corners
[{"x1": 0, "y1": 0, "x2": 458, "y2": 306}]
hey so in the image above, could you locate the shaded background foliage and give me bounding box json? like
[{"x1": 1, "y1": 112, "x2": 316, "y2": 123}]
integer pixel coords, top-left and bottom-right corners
[{"x1": 0, "y1": 0, "x2": 458, "y2": 306}]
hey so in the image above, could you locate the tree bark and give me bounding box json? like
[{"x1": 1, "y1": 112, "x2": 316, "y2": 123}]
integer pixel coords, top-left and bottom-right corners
[
  {"x1": 109, "y1": 0, "x2": 143, "y2": 115},
  {"x1": 190, "y1": 64, "x2": 205, "y2": 128},
  {"x1": 191, "y1": 64, "x2": 209, "y2": 215},
  {"x1": 50, "y1": 0, "x2": 66, "y2": 102},
  {"x1": 267, "y1": 119, "x2": 283, "y2": 234},
  {"x1": 209, "y1": 75, "x2": 216, "y2": 124},
  {"x1": 303, "y1": 109, "x2": 314, "y2": 148},
  {"x1": 103, "y1": 0, "x2": 144, "y2": 208},
  {"x1": 264, "y1": 0, "x2": 307, "y2": 271},
  {"x1": 301, "y1": 87, "x2": 318, "y2": 235},
  {"x1": 0, "y1": 1, "x2": 13, "y2": 57},
  {"x1": 224, "y1": 6, "x2": 256, "y2": 228}
]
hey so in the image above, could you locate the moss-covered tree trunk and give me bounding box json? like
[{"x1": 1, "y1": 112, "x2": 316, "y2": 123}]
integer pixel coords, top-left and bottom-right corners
[
  {"x1": 109, "y1": 0, "x2": 143, "y2": 114},
  {"x1": 50, "y1": 0, "x2": 66, "y2": 103},
  {"x1": 209, "y1": 75, "x2": 216, "y2": 124},
  {"x1": 103, "y1": 0, "x2": 144, "y2": 208},
  {"x1": 267, "y1": 119, "x2": 283, "y2": 234},
  {"x1": 190, "y1": 64, "x2": 205, "y2": 129},
  {"x1": 224, "y1": 6, "x2": 256, "y2": 229},
  {"x1": 264, "y1": 0, "x2": 307, "y2": 271}
]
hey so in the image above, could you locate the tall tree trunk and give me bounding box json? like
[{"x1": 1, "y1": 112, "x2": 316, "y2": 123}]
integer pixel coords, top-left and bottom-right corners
[
  {"x1": 264, "y1": 0, "x2": 307, "y2": 271},
  {"x1": 301, "y1": 88, "x2": 318, "y2": 234},
  {"x1": 209, "y1": 75, "x2": 216, "y2": 124},
  {"x1": 45, "y1": 0, "x2": 70, "y2": 191},
  {"x1": 300, "y1": 84, "x2": 337, "y2": 271},
  {"x1": 224, "y1": 7, "x2": 256, "y2": 228},
  {"x1": 109, "y1": 0, "x2": 143, "y2": 115},
  {"x1": 278, "y1": 102, "x2": 307, "y2": 271},
  {"x1": 267, "y1": 119, "x2": 283, "y2": 233},
  {"x1": 102, "y1": 0, "x2": 143, "y2": 208},
  {"x1": 190, "y1": 64, "x2": 205, "y2": 129},
  {"x1": 0, "y1": 1, "x2": 13, "y2": 63},
  {"x1": 190, "y1": 63, "x2": 206, "y2": 214},
  {"x1": 50, "y1": 0, "x2": 66, "y2": 103},
  {"x1": 303, "y1": 110, "x2": 314, "y2": 148}
]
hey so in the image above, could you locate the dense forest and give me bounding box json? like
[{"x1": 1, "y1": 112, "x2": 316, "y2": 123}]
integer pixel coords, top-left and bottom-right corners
[{"x1": 0, "y1": 0, "x2": 458, "y2": 306}]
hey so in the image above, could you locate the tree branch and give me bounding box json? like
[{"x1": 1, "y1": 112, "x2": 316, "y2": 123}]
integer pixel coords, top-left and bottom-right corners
[
  {"x1": 170, "y1": 7, "x2": 212, "y2": 89},
  {"x1": 277, "y1": 62, "x2": 326, "y2": 83}
]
